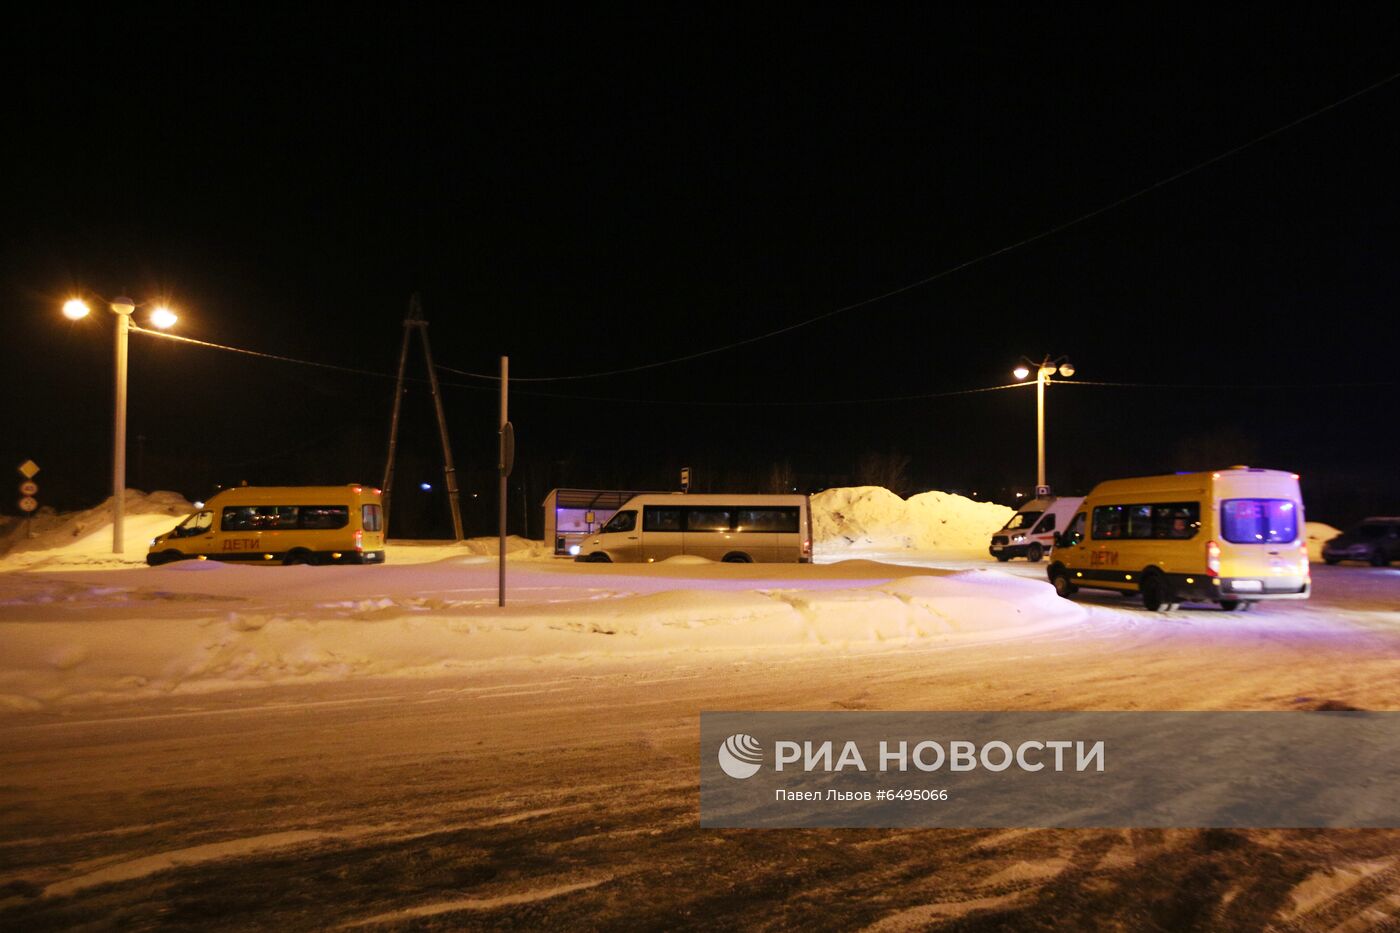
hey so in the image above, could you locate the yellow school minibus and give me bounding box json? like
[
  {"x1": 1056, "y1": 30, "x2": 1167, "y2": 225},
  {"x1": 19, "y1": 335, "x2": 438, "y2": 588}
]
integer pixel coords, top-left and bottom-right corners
[
  {"x1": 148, "y1": 485, "x2": 385, "y2": 565},
  {"x1": 1046, "y1": 468, "x2": 1310, "y2": 611},
  {"x1": 574, "y1": 493, "x2": 813, "y2": 563}
]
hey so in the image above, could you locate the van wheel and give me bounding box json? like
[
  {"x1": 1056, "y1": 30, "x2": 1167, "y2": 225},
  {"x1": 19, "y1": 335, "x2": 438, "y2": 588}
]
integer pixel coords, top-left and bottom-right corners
[
  {"x1": 148, "y1": 549, "x2": 183, "y2": 566},
  {"x1": 283, "y1": 549, "x2": 315, "y2": 566},
  {"x1": 994, "y1": 553, "x2": 1011, "y2": 562},
  {"x1": 1323, "y1": 556, "x2": 1340, "y2": 565},
  {"x1": 1049, "y1": 566, "x2": 1077, "y2": 598},
  {"x1": 1140, "y1": 573, "x2": 1177, "y2": 612},
  {"x1": 1219, "y1": 599, "x2": 1251, "y2": 612},
  {"x1": 589, "y1": 553, "x2": 612, "y2": 563},
  {"x1": 1026, "y1": 543, "x2": 1044, "y2": 563},
  {"x1": 722, "y1": 552, "x2": 752, "y2": 563},
  {"x1": 1371, "y1": 548, "x2": 1390, "y2": 567}
]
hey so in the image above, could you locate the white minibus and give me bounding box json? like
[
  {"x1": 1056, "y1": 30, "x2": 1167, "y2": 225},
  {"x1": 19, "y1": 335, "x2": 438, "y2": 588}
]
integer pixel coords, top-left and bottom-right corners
[{"x1": 574, "y1": 494, "x2": 812, "y2": 563}]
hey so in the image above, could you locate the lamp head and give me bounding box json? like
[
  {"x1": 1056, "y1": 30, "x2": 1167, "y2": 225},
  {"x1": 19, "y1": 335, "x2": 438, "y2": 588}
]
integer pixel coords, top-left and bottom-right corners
[
  {"x1": 62, "y1": 298, "x2": 91, "y2": 320},
  {"x1": 1013, "y1": 366, "x2": 1030, "y2": 380},
  {"x1": 110, "y1": 297, "x2": 136, "y2": 315}
]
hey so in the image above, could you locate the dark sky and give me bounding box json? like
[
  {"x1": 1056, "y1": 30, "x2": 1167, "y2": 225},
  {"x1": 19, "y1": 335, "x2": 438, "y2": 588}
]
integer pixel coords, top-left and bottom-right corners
[{"x1": 4, "y1": 9, "x2": 1398, "y2": 534}]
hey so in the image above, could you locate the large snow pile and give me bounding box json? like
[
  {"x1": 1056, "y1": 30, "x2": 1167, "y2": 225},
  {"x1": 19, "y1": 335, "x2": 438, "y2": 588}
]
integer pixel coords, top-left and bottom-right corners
[
  {"x1": 0, "y1": 490, "x2": 195, "y2": 570},
  {"x1": 1305, "y1": 522, "x2": 1341, "y2": 562},
  {"x1": 813, "y1": 486, "x2": 1014, "y2": 553}
]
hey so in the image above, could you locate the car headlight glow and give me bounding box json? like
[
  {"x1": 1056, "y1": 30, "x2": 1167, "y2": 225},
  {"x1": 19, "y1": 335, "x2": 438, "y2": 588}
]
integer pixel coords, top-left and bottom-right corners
[
  {"x1": 1012, "y1": 534, "x2": 1025, "y2": 543},
  {"x1": 569, "y1": 545, "x2": 581, "y2": 556}
]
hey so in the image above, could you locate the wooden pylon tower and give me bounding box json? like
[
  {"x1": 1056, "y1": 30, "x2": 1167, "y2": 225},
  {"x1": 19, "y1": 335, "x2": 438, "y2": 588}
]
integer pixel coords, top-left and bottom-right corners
[{"x1": 382, "y1": 294, "x2": 465, "y2": 540}]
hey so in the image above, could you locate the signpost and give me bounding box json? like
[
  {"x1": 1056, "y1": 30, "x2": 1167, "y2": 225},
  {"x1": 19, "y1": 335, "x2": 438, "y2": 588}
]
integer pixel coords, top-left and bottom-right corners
[
  {"x1": 681, "y1": 466, "x2": 691, "y2": 493},
  {"x1": 17, "y1": 460, "x2": 40, "y2": 537}
]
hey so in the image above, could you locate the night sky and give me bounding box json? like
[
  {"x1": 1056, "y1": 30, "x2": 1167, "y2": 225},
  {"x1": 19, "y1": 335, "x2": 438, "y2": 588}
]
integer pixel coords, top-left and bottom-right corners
[{"x1": 4, "y1": 10, "x2": 1398, "y2": 537}]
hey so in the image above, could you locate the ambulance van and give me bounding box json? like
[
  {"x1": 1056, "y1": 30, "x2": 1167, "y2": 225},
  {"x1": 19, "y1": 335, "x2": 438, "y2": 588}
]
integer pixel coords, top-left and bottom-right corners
[
  {"x1": 988, "y1": 495, "x2": 1084, "y2": 562},
  {"x1": 1046, "y1": 468, "x2": 1309, "y2": 611},
  {"x1": 147, "y1": 485, "x2": 385, "y2": 565}
]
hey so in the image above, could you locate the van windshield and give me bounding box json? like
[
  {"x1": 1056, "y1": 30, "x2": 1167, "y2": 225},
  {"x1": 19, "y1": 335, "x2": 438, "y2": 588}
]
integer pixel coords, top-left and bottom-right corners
[
  {"x1": 601, "y1": 510, "x2": 636, "y2": 534},
  {"x1": 1221, "y1": 499, "x2": 1298, "y2": 544},
  {"x1": 1002, "y1": 511, "x2": 1042, "y2": 531}
]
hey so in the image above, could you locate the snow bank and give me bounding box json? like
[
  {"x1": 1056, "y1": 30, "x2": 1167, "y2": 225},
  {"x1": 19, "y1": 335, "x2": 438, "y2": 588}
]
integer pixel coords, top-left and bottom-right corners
[
  {"x1": 1305, "y1": 522, "x2": 1342, "y2": 563},
  {"x1": 0, "y1": 562, "x2": 1084, "y2": 710},
  {"x1": 813, "y1": 486, "x2": 1014, "y2": 553},
  {"x1": 0, "y1": 490, "x2": 194, "y2": 571}
]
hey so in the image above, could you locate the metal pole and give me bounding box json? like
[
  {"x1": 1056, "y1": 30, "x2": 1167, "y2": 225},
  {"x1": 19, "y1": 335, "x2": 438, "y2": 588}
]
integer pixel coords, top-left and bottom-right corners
[
  {"x1": 113, "y1": 310, "x2": 130, "y2": 554},
  {"x1": 381, "y1": 315, "x2": 413, "y2": 533},
  {"x1": 416, "y1": 317, "x2": 465, "y2": 541},
  {"x1": 498, "y1": 356, "x2": 508, "y2": 607},
  {"x1": 1036, "y1": 363, "x2": 1047, "y2": 491}
]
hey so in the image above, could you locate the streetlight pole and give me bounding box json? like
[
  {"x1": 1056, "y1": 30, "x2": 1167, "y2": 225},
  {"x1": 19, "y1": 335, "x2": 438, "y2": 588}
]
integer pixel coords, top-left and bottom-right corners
[
  {"x1": 1013, "y1": 355, "x2": 1075, "y2": 496},
  {"x1": 111, "y1": 297, "x2": 134, "y2": 554},
  {"x1": 63, "y1": 295, "x2": 178, "y2": 556}
]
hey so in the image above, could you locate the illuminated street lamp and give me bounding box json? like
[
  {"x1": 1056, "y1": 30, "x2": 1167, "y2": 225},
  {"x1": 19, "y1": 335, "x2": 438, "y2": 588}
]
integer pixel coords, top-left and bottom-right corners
[
  {"x1": 1012, "y1": 355, "x2": 1076, "y2": 495},
  {"x1": 62, "y1": 295, "x2": 178, "y2": 554}
]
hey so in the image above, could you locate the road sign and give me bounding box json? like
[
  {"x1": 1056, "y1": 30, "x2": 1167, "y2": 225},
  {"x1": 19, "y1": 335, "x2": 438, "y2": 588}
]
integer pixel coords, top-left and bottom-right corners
[
  {"x1": 19, "y1": 481, "x2": 38, "y2": 496},
  {"x1": 1036, "y1": 485, "x2": 1051, "y2": 497},
  {"x1": 680, "y1": 467, "x2": 691, "y2": 492},
  {"x1": 18, "y1": 460, "x2": 39, "y2": 479},
  {"x1": 499, "y1": 422, "x2": 515, "y2": 477},
  {"x1": 18, "y1": 496, "x2": 38, "y2": 513}
]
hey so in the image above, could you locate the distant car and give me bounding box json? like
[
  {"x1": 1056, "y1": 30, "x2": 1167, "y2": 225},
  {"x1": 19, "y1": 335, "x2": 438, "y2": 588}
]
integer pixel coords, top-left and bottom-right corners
[{"x1": 1321, "y1": 518, "x2": 1400, "y2": 567}]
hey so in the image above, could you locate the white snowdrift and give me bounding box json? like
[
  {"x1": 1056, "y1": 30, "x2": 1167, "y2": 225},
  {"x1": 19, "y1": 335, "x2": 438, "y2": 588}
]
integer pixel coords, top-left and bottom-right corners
[
  {"x1": 0, "y1": 490, "x2": 195, "y2": 571},
  {"x1": 813, "y1": 486, "x2": 1014, "y2": 553},
  {"x1": 0, "y1": 562, "x2": 1084, "y2": 710}
]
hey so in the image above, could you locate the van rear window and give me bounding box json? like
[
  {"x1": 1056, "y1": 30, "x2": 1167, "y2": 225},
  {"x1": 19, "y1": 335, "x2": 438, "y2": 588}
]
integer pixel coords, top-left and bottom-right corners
[{"x1": 1221, "y1": 499, "x2": 1298, "y2": 544}]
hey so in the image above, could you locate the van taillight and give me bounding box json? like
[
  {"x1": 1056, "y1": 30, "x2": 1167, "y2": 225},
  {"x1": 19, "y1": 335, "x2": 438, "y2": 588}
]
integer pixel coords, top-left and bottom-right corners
[
  {"x1": 1206, "y1": 540, "x2": 1221, "y2": 576},
  {"x1": 1299, "y1": 543, "x2": 1310, "y2": 577},
  {"x1": 355, "y1": 529, "x2": 363, "y2": 551},
  {"x1": 801, "y1": 537, "x2": 812, "y2": 557}
]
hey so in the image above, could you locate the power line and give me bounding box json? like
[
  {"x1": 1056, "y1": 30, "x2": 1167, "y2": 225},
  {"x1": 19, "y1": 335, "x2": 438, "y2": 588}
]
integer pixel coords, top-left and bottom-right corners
[
  {"x1": 437, "y1": 379, "x2": 1034, "y2": 407},
  {"x1": 130, "y1": 325, "x2": 1398, "y2": 403},
  {"x1": 132, "y1": 324, "x2": 400, "y2": 381},
  {"x1": 436, "y1": 69, "x2": 1400, "y2": 384},
  {"x1": 1060, "y1": 379, "x2": 1400, "y2": 390}
]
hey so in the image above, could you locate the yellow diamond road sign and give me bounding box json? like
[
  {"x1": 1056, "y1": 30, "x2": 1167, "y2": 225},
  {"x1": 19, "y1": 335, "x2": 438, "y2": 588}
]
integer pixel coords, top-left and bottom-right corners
[{"x1": 18, "y1": 460, "x2": 39, "y2": 479}]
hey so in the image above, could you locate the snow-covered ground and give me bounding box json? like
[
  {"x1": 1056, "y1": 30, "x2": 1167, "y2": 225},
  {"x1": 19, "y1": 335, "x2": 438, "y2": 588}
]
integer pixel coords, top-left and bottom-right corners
[{"x1": 1, "y1": 489, "x2": 1396, "y2": 929}]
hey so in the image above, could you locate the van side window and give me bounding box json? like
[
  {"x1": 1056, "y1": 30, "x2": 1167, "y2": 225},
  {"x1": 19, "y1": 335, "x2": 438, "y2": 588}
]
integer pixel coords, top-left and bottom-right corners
[
  {"x1": 222, "y1": 506, "x2": 259, "y2": 531},
  {"x1": 1093, "y1": 502, "x2": 1201, "y2": 540},
  {"x1": 736, "y1": 508, "x2": 800, "y2": 533},
  {"x1": 601, "y1": 510, "x2": 636, "y2": 534},
  {"x1": 685, "y1": 508, "x2": 733, "y2": 532},
  {"x1": 643, "y1": 507, "x2": 683, "y2": 532},
  {"x1": 1092, "y1": 506, "x2": 1126, "y2": 539},
  {"x1": 1153, "y1": 503, "x2": 1201, "y2": 539},
  {"x1": 300, "y1": 506, "x2": 349, "y2": 530}
]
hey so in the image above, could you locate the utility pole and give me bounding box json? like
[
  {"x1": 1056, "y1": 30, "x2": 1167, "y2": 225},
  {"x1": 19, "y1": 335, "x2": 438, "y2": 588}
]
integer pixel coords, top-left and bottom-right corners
[
  {"x1": 382, "y1": 294, "x2": 465, "y2": 540},
  {"x1": 498, "y1": 356, "x2": 513, "y2": 607}
]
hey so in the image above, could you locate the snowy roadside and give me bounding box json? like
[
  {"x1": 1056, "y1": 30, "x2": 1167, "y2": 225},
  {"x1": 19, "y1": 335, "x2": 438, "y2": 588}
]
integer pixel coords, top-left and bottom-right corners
[{"x1": 0, "y1": 559, "x2": 1085, "y2": 711}]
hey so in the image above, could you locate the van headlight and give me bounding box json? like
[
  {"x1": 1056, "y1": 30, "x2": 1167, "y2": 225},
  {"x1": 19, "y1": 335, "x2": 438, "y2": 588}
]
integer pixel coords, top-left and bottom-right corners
[
  {"x1": 569, "y1": 545, "x2": 581, "y2": 556},
  {"x1": 1011, "y1": 534, "x2": 1025, "y2": 543}
]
